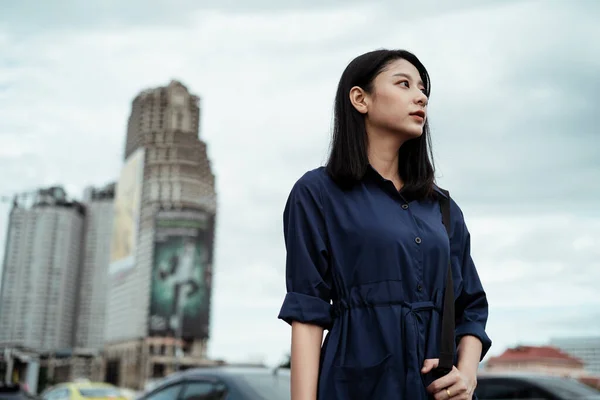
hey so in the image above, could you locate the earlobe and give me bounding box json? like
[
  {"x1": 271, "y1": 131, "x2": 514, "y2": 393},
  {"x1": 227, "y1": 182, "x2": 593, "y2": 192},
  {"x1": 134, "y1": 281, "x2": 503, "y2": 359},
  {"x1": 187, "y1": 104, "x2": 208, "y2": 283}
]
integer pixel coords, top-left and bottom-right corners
[{"x1": 349, "y1": 86, "x2": 368, "y2": 114}]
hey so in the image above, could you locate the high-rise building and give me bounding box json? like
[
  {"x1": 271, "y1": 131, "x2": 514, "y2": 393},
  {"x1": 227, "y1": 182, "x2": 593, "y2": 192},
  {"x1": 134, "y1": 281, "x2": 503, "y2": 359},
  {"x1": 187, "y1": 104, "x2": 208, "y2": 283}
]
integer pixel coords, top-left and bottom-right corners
[
  {"x1": 0, "y1": 187, "x2": 85, "y2": 351},
  {"x1": 104, "y1": 80, "x2": 217, "y2": 389},
  {"x1": 551, "y1": 337, "x2": 600, "y2": 376},
  {"x1": 0, "y1": 185, "x2": 117, "y2": 391},
  {"x1": 75, "y1": 184, "x2": 116, "y2": 351}
]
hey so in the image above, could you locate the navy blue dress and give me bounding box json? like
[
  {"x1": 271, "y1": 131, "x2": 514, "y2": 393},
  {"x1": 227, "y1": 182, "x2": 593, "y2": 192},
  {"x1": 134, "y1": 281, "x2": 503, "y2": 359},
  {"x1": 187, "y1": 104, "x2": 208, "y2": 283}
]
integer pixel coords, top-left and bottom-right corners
[{"x1": 278, "y1": 166, "x2": 492, "y2": 399}]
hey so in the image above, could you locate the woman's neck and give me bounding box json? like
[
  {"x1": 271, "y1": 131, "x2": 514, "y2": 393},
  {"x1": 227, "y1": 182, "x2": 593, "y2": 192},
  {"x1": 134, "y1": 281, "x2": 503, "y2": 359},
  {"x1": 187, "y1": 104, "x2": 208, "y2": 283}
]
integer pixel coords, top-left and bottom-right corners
[{"x1": 367, "y1": 130, "x2": 405, "y2": 190}]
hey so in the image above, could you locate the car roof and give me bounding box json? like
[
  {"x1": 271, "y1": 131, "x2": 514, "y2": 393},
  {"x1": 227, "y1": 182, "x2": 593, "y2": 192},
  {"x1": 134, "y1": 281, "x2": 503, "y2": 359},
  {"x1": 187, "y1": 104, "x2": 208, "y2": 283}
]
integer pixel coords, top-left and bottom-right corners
[
  {"x1": 149, "y1": 366, "x2": 284, "y2": 389},
  {"x1": 143, "y1": 366, "x2": 287, "y2": 397},
  {"x1": 45, "y1": 381, "x2": 116, "y2": 392},
  {"x1": 182, "y1": 366, "x2": 281, "y2": 378},
  {"x1": 70, "y1": 382, "x2": 116, "y2": 388},
  {"x1": 477, "y1": 371, "x2": 600, "y2": 391},
  {"x1": 478, "y1": 371, "x2": 563, "y2": 382}
]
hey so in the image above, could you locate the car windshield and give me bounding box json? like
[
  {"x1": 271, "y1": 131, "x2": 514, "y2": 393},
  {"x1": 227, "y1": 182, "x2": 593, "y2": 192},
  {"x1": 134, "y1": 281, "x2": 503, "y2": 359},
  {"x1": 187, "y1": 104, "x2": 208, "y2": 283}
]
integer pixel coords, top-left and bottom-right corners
[
  {"x1": 537, "y1": 377, "x2": 600, "y2": 399},
  {"x1": 78, "y1": 387, "x2": 122, "y2": 398},
  {"x1": 234, "y1": 371, "x2": 290, "y2": 399}
]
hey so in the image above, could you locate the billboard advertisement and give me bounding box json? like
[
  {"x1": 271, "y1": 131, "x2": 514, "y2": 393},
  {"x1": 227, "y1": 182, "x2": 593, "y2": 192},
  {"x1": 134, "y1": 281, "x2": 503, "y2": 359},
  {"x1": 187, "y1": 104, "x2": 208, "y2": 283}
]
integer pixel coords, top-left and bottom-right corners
[
  {"x1": 109, "y1": 148, "x2": 145, "y2": 278},
  {"x1": 149, "y1": 209, "x2": 214, "y2": 339}
]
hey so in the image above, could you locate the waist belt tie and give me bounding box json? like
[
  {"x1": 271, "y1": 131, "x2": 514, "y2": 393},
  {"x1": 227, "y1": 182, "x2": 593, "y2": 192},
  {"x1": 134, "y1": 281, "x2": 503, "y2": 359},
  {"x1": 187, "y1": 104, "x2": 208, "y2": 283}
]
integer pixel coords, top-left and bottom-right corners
[
  {"x1": 331, "y1": 299, "x2": 442, "y2": 399},
  {"x1": 402, "y1": 301, "x2": 440, "y2": 399},
  {"x1": 331, "y1": 299, "x2": 440, "y2": 317}
]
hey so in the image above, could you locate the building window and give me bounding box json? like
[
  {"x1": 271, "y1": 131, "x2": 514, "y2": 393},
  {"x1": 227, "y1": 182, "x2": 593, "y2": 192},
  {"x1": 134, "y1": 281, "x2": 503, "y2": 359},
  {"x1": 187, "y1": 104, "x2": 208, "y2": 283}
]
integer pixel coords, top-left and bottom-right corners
[{"x1": 176, "y1": 112, "x2": 183, "y2": 129}]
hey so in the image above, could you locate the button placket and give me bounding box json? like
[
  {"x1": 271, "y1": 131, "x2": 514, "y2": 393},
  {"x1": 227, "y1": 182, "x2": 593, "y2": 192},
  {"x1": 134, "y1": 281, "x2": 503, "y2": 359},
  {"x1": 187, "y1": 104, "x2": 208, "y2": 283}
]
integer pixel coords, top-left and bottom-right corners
[
  {"x1": 402, "y1": 200, "x2": 425, "y2": 297},
  {"x1": 414, "y1": 236, "x2": 424, "y2": 295}
]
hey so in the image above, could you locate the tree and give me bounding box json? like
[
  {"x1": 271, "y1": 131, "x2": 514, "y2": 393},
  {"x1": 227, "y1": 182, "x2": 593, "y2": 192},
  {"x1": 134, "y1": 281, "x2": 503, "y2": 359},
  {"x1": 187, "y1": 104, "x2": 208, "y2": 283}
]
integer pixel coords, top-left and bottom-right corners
[{"x1": 279, "y1": 353, "x2": 291, "y2": 369}]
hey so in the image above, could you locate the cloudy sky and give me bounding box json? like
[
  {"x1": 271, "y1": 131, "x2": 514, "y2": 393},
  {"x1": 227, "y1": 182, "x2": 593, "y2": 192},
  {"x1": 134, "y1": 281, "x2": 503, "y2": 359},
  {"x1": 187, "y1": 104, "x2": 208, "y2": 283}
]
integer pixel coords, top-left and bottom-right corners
[{"x1": 1, "y1": 0, "x2": 599, "y2": 367}]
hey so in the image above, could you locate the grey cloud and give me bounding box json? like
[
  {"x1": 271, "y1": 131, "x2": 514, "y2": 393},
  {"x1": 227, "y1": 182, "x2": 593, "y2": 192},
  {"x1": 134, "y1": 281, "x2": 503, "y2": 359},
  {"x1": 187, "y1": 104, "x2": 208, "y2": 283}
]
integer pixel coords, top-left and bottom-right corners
[
  {"x1": 477, "y1": 222, "x2": 600, "y2": 270},
  {"x1": 1, "y1": 0, "x2": 599, "y2": 364},
  {"x1": 470, "y1": 215, "x2": 600, "y2": 311},
  {"x1": 0, "y1": 154, "x2": 48, "y2": 194},
  {"x1": 486, "y1": 304, "x2": 600, "y2": 353},
  {"x1": 539, "y1": 308, "x2": 600, "y2": 334},
  {"x1": 1, "y1": 0, "x2": 525, "y2": 38},
  {"x1": 428, "y1": 3, "x2": 600, "y2": 214}
]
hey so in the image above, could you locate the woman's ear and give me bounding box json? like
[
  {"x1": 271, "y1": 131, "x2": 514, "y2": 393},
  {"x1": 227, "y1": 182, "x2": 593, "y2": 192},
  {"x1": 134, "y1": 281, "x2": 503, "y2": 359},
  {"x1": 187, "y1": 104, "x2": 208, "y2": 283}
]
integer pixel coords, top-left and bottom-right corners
[{"x1": 349, "y1": 86, "x2": 369, "y2": 114}]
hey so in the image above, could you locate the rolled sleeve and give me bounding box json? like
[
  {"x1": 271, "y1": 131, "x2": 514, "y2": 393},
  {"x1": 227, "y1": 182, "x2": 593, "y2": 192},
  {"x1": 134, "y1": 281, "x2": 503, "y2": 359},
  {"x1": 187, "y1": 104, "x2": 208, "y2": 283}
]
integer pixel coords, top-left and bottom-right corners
[
  {"x1": 455, "y1": 321, "x2": 490, "y2": 355},
  {"x1": 451, "y1": 202, "x2": 492, "y2": 360},
  {"x1": 279, "y1": 292, "x2": 332, "y2": 328},
  {"x1": 277, "y1": 173, "x2": 332, "y2": 329}
]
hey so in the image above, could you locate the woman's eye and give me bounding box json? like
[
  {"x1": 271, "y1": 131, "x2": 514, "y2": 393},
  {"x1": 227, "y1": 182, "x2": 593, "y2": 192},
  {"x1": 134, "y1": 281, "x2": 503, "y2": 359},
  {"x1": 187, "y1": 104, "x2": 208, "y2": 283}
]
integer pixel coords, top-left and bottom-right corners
[{"x1": 398, "y1": 81, "x2": 409, "y2": 87}]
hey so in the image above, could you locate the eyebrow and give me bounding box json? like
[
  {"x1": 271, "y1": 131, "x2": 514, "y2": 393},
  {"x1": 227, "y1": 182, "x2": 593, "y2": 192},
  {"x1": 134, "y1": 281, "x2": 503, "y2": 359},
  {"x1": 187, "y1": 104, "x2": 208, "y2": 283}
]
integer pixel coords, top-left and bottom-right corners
[{"x1": 392, "y1": 72, "x2": 424, "y2": 87}]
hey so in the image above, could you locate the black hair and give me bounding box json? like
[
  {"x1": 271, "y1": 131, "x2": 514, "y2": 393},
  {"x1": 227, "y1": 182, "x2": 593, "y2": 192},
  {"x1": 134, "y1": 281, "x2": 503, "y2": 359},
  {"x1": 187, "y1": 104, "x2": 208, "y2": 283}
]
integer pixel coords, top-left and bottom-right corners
[{"x1": 326, "y1": 49, "x2": 436, "y2": 200}]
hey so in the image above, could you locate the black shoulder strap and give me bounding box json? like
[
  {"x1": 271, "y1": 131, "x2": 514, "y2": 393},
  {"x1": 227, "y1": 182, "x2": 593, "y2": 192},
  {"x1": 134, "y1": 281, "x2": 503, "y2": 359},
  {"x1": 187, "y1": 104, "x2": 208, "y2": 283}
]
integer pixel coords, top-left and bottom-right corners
[{"x1": 436, "y1": 189, "x2": 456, "y2": 377}]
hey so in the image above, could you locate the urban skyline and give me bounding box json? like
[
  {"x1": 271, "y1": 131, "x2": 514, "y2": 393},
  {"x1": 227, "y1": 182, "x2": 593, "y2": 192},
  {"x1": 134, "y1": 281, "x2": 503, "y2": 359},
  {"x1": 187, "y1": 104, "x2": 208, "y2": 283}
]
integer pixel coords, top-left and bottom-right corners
[
  {"x1": 0, "y1": 78, "x2": 218, "y2": 390},
  {"x1": 1, "y1": 0, "x2": 599, "y2": 371}
]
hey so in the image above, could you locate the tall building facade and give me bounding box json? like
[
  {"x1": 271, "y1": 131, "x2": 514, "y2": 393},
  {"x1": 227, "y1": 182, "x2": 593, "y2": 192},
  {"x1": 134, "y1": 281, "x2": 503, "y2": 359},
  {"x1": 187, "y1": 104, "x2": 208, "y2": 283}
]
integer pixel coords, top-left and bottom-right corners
[
  {"x1": 551, "y1": 337, "x2": 600, "y2": 376},
  {"x1": 0, "y1": 187, "x2": 85, "y2": 351},
  {"x1": 75, "y1": 184, "x2": 116, "y2": 351},
  {"x1": 104, "y1": 80, "x2": 217, "y2": 389},
  {"x1": 0, "y1": 185, "x2": 116, "y2": 392}
]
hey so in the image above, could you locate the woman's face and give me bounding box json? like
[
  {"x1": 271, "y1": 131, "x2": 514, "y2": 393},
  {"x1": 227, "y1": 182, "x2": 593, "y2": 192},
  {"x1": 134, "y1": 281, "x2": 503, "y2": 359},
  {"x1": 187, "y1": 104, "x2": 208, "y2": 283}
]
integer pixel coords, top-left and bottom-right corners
[{"x1": 363, "y1": 58, "x2": 428, "y2": 139}]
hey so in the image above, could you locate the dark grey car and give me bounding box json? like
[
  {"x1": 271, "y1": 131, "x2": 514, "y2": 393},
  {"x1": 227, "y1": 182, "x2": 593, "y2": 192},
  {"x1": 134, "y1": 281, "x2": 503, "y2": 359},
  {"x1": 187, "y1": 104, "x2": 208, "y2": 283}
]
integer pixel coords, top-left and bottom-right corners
[
  {"x1": 475, "y1": 373, "x2": 600, "y2": 400},
  {"x1": 0, "y1": 385, "x2": 39, "y2": 400},
  {"x1": 137, "y1": 367, "x2": 290, "y2": 400}
]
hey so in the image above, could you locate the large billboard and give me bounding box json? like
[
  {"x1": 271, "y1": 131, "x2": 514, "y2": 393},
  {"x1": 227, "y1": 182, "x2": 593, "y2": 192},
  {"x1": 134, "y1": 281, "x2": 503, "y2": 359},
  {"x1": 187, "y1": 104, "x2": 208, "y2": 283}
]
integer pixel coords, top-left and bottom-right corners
[
  {"x1": 149, "y1": 209, "x2": 214, "y2": 339},
  {"x1": 109, "y1": 148, "x2": 145, "y2": 278}
]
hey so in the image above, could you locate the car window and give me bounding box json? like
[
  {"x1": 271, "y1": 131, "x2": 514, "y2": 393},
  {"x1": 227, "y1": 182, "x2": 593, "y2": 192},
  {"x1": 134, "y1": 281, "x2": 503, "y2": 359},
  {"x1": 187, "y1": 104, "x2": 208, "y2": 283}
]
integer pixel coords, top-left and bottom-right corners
[
  {"x1": 475, "y1": 380, "x2": 552, "y2": 399},
  {"x1": 537, "y1": 377, "x2": 600, "y2": 399},
  {"x1": 78, "y1": 388, "x2": 122, "y2": 398},
  {"x1": 145, "y1": 384, "x2": 184, "y2": 400},
  {"x1": 40, "y1": 388, "x2": 53, "y2": 400},
  {"x1": 180, "y1": 381, "x2": 226, "y2": 400},
  {"x1": 45, "y1": 388, "x2": 70, "y2": 400}
]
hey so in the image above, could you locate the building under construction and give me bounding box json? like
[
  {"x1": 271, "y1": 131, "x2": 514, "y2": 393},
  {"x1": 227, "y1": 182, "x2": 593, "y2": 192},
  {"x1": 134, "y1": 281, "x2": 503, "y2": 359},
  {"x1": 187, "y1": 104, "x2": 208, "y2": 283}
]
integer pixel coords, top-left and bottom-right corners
[{"x1": 103, "y1": 80, "x2": 218, "y2": 390}]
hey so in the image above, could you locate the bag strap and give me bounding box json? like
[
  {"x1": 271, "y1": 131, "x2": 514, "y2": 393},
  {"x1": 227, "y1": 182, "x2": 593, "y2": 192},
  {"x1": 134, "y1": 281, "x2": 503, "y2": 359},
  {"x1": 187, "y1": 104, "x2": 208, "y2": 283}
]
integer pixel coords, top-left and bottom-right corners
[{"x1": 436, "y1": 188, "x2": 455, "y2": 376}]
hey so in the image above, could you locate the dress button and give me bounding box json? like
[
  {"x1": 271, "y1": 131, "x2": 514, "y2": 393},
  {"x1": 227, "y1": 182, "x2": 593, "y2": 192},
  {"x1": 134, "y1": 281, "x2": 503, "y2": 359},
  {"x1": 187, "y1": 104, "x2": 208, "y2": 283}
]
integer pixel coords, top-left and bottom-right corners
[
  {"x1": 417, "y1": 284, "x2": 423, "y2": 292},
  {"x1": 415, "y1": 237, "x2": 422, "y2": 244},
  {"x1": 401, "y1": 204, "x2": 409, "y2": 210}
]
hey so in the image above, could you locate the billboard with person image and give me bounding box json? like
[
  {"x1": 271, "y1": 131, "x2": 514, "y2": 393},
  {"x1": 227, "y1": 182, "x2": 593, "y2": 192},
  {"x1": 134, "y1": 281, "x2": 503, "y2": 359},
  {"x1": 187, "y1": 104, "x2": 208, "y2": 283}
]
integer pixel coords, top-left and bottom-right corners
[{"x1": 148, "y1": 208, "x2": 214, "y2": 339}]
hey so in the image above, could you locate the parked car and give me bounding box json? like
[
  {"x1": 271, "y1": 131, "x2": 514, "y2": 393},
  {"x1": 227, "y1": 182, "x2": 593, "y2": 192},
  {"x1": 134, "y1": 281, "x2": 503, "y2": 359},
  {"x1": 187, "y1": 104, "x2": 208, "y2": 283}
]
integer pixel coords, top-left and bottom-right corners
[
  {"x1": 40, "y1": 381, "x2": 127, "y2": 400},
  {"x1": 0, "y1": 384, "x2": 39, "y2": 400},
  {"x1": 118, "y1": 388, "x2": 139, "y2": 400},
  {"x1": 475, "y1": 372, "x2": 600, "y2": 399},
  {"x1": 137, "y1": 366, "x2": 290, "y2": 400}
]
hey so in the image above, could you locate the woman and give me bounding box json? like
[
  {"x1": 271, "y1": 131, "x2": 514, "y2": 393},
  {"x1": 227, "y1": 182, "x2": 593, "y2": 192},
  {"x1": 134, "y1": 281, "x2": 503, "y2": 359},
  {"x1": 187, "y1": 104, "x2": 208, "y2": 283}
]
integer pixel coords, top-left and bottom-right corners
[{"x1": 278, "y1": 49, "x2": 491, "y2": 400}]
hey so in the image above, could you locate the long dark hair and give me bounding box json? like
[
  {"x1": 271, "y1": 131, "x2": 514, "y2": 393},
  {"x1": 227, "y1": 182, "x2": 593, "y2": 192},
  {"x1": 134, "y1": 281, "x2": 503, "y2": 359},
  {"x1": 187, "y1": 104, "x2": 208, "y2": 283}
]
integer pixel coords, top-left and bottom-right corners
[{"x1": 326, "y1": 49, "x2": 436, "y2": 200}]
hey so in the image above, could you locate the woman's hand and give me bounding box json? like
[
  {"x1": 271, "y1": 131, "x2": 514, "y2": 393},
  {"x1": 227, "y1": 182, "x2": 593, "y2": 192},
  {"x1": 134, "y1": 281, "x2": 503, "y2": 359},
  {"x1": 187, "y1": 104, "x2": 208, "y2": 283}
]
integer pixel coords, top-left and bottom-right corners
[{"x1": 421, "y1": 359, "x2": 477, "y2": 399}]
